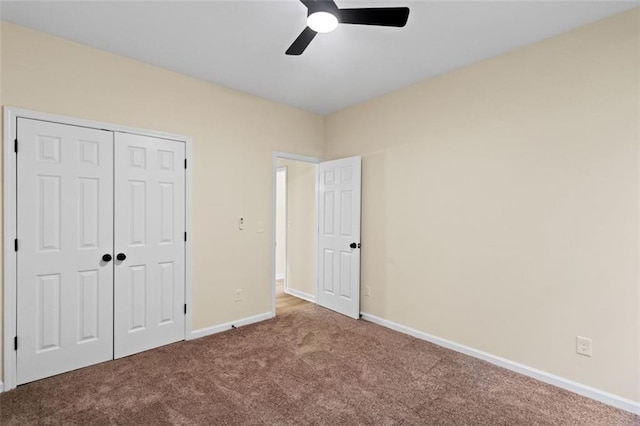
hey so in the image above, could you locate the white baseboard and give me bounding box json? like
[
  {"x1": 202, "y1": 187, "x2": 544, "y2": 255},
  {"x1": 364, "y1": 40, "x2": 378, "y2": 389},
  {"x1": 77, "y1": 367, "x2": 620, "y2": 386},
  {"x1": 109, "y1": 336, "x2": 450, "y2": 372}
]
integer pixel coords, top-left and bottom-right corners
[
  {"x1": 275, "y1": 273, "x2": 285, "y2": 280},
  {"x1": 0, "y1": 381, "x2": 3, "y2": 393},
  {"x1": 189, "y1": 312, "x2": 273, "y2": 340},
  {"x1": 360, "y1": 312, "x2": 640, "y2": 415},
  {"x1": 284, "y1": 287, "x2": 316, "y2": 303}
]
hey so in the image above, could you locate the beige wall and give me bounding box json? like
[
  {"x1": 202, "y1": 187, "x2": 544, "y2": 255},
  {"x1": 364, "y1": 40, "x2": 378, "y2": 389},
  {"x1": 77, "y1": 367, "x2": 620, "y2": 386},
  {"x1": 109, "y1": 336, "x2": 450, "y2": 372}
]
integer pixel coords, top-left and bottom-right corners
[
  {"x1": 326, "y1": 9, "x2": 640, "y2": 401},
  {"x1": 277, "y1": 159, "x2": 317, "y2": 298},
  {"x1": 0, "y1": 22, "x2": 324, "y2": 379}
]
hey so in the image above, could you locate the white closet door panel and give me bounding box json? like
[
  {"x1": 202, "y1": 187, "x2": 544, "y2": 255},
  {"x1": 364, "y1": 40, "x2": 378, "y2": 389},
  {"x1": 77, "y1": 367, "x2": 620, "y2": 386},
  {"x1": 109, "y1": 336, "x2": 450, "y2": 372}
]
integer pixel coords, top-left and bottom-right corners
[
  {"x1": 16, "y1": 118, "x2": 114, "y2": 385},
  {"x1": 317, "y1": 156, "x2": 362, "y2": 319},
  {"x1": 114, "y1": 132, "x2": 185, "y2": 358}
]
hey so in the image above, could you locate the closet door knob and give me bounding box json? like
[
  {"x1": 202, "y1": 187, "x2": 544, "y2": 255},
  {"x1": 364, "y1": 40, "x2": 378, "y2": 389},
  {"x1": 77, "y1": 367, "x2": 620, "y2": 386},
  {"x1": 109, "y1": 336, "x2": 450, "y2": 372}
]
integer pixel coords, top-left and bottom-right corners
[
  {"x1": 116, "y1": 253, "x2": 127, "y2": 261},
  {"x1": 102, "y1": 254, "x2": 112, "y2": 262}
]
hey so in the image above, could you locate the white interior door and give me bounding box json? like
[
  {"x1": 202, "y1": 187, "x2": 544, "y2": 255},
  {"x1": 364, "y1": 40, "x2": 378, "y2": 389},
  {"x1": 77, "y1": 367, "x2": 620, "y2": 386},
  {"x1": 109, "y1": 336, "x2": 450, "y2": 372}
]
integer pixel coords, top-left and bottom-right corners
[
  {"x1": 317, "y1": 156, "x2": 362, "y2": 319},
  {"x1": 114, "y1": 132, "x2": 186, "y2": 358},
  {"x1": 16, "y1": 118, "x2": 114, "y2": 384}
]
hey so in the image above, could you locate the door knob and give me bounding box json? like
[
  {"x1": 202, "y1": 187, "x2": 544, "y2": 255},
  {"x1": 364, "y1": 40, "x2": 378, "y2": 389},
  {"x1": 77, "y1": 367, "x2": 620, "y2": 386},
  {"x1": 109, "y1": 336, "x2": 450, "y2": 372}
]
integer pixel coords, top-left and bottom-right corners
[
  {"x1": 102, "y1": 254, "x2": 112, "y2": 262},
  {"x1": 116, "y1": 253, "x2": 127, "y2": 261},
  {"x1": 350, "y1": 242, "x2": 360, "y2": 249}
]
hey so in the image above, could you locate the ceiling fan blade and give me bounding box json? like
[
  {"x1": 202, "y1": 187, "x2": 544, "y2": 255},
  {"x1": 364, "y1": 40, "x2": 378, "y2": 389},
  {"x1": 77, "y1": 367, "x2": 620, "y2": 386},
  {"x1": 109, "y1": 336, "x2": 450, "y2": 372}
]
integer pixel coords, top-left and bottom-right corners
[
  {"x1": 286, "y1": 27, "x2": 318, "y2": 55},
  {"x1": 338, "y1": 7, "x2": 410, "y2": 27},
  {"x1": 300, "y1": 0, "x2": 316, "y2": 9},
  {"x1": 319, "y1": 0, "x2": 339, "y2": 13},
  {"x1": 300, "y1": 0, "x2": 339, "y2": 13}
]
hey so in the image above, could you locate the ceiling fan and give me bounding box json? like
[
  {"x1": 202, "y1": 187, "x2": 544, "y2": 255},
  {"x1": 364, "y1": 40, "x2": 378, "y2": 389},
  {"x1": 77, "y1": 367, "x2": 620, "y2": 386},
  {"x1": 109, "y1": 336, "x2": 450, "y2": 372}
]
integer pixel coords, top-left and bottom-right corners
[{"x1": 286, "y1": 0, "x2": 410, "y2": 55}]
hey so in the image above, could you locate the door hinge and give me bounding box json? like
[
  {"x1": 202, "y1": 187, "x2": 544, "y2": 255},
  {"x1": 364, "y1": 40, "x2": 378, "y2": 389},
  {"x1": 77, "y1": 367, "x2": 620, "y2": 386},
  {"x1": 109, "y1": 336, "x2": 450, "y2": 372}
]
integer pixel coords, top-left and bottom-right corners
[
  {"x1": 14, "y1": 336, "x2": 18, "y2": 351},
  {"x1": 184, "y1": 304, "x2": 187, "y2": 314},
  {"x1": 184, "y1": 159, "x2": 187, "y2": 169},
  {"x1": 184, "y1": 232, "x2": 187, "y2": 242},
  {"x1": 14, "y1": 239, "x2": 18, "y2": 252},
  {"x1": 14, "y1": 138, "x2": 18, "y2": 153}
]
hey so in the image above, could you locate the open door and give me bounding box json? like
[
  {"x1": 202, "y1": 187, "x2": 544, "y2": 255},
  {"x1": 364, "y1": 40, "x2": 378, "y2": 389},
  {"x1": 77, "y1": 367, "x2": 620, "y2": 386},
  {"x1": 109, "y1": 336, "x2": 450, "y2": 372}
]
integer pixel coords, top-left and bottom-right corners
[{"x1": 317, "y1": 156, "x2": 362, "y2": 319}]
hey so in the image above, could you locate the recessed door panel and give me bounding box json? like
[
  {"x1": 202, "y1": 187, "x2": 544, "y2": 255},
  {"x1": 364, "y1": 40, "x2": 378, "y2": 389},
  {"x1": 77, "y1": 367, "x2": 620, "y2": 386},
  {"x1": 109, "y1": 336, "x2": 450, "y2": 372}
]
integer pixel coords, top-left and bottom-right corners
[
  {"x1": 158, "y1": 150, "x2": 174, "y2": 171},
  {"x1": 130, "y1": 181, "x2": 147, "y2": 246},
  {"x1": 17, "y1": 118, "x2": 114, "y2": 385},
  {"x1": 79, "y1": 140, "x2": 99, "y2": 167},
  {"x1": 78, "y1": 178, "x2": 99, "y2": 249},
  {"x1": 323, "y1": 249, "x2": 335, "y2": 294},
  {"x1": 160, "y1": 183, "x2": 175, "y2": 244},
  {"x1": 340, "y1": 190, "x2": 353, "y2": 237},
  {"x1": 130, "y1": 146, "x2": 147, "y2": 169},
  {"x1": 114, "y1": 132, "x2": 185, "y2": 358},
  {"x1": 78, "y1": 270, "x2": 99, "y2": 343},
  {"x1": 159, "y1": 262, "x2": 175, "y2": 324},
  {"x1": 38, "y1": 175, "x2": 61, "y2": 251},
  {"x1": 324, "y1": 169, "x2": 335, "y2": 185},
  {"x1": 323, "y1": 191, "x2": 335, "y2": 236},
  {"x1": 339, "y1": 252, "x2": 352, "y2": 299},
  {"x1": 37, "y1": 273, "x2": 61, "y2": 352},
  {"x1": 37, "y1": 135, "x2": 61, "y2": 163},
  {"x1": 129, "y1": 265, "x2": 147, "y2": 331},
  {"x1": 341, "y1": 166, "x2": 353, "y2": 182}
]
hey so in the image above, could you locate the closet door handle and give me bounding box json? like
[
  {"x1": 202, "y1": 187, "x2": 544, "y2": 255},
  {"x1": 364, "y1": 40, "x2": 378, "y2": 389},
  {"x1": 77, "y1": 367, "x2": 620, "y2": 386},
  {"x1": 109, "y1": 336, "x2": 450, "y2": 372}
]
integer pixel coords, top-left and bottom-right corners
[
  {"x1": 102, "y1": 254, "x2": 112, "y2": 262},
  {"x1": 116, "y1": 253, "x2": 127, "y2": 261}
]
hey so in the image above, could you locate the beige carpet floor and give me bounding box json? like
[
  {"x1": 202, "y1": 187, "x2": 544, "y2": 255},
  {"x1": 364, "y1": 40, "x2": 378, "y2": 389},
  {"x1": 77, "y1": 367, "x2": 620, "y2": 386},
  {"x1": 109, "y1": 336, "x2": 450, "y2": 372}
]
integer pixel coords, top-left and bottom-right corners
[{"x1": 0, "y1": 303, "x2": 637, "y2": 425}]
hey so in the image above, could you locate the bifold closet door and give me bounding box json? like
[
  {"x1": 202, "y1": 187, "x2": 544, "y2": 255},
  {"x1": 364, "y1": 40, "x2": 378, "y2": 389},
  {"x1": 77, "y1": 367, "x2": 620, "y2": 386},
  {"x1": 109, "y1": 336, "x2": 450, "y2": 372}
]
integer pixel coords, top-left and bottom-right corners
[
  {"x1": 16, "y1": 118, "x2": 114, "y2": 385},
  {"x1": 113, "y1": 132, "x2": 186, "y2": 358}
]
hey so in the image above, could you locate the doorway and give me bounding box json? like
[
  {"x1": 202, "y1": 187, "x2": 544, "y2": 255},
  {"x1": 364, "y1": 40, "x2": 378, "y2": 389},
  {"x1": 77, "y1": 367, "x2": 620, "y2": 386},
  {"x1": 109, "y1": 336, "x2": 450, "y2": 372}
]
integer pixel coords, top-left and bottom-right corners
[
  {"x1": 271, "y1": 152, "x2": 363, "y2": 319},
  {"x1": 273, "y1": 155, "x2": 319, "y2": 315}
]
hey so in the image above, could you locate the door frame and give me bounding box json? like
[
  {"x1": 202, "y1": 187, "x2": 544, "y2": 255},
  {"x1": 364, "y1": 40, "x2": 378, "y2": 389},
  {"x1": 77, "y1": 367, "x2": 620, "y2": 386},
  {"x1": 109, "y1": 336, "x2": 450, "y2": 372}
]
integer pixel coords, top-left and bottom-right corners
[
  {"x1": 271, "y1": 152, "x2": 321, "y2": 317},
  {"x1": 2, "y1": 107, "x2": 194, "y2": 392}
]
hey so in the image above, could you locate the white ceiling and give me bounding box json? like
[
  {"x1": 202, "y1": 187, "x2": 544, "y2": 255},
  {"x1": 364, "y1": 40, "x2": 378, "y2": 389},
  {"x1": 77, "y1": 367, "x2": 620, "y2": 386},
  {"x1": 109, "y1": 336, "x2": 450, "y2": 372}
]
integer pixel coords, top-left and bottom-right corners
[{"x1": 1, "y1": 1, "x2": 637, "y2": 114}]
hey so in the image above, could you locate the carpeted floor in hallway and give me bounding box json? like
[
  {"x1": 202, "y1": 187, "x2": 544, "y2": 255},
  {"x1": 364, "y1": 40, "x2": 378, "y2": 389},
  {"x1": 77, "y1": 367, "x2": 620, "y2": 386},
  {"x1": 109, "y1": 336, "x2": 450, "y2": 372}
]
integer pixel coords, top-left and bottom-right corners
[{"x1": 0, "y1": 303, "x2": 637, "y2": 425}]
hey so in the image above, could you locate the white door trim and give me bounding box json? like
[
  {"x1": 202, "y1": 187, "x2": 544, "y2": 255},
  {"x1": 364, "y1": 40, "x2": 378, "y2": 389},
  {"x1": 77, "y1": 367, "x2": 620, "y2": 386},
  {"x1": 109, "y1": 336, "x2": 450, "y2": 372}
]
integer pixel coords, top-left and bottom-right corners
[
  {"x1": 271, "y1": 152, "x2": 322, "y2": 317},
  {"x1": 2, "y1": 107, "x2": 194, "y2": 392}
]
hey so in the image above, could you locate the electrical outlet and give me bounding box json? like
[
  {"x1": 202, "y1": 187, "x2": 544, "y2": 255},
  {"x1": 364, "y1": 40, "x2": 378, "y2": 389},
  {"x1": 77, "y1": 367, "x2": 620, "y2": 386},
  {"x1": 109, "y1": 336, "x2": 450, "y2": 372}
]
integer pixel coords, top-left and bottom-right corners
[
  {"x1": 235, "y1": 289, "x2": 242, "y2": 302},
  {"x1": 576, "y1": 336, "x2": 592, "y2": 357},
  {"x1": 365, "y1": 286, "x2": 371, "y2": 297}
]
